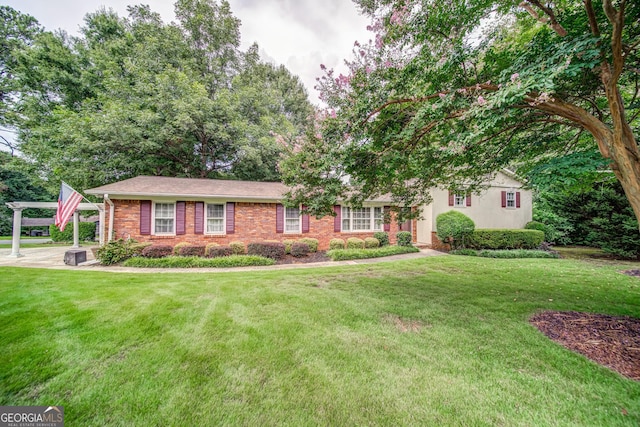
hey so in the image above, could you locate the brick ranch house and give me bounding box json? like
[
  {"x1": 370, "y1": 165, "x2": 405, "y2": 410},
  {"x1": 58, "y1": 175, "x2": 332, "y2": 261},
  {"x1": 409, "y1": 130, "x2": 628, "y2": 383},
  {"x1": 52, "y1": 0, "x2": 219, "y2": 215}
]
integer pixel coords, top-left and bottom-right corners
[{"x1": 85, "y1": 171, "x2": 532, "y2": 251}]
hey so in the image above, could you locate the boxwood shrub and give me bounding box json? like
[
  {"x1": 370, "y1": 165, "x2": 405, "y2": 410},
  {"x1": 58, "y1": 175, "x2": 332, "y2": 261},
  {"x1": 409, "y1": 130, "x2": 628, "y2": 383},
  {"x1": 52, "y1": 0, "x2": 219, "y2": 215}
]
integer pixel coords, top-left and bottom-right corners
[
  {"x1": 298, "y1": 238, "x2": 319, "y2": 253},
  {"x1": 373, "y1": 232, "x2": 389, "y2": 247},
  {"x1": 329, "y1": 238, "x2": 345, "y2": 250},
  {"x1": 347, "y1": 237, "x2": 365, "y2": 249},
  {"x1": 283, "y1": 239, "x2": 296, "y2": 254},
  {"x1": 173, "y1": 242, "x2": 190, "y2": 255},
  {"x1": 396, "y1": 231, "x2": 413, "y2": 247},
  {"x1": 247, "y1": 242, "x2": 286, "y2": 259},
  {"x1": 229, "y1": 241, "x2": 246, "y2": 255},
  {"x1": 206, "y1": 246, "x2": 233, "y2": 258},
  {"x1": 205, "y1": 242, "x2": 220, "y2": 256},
  {"x1": 468, "y1": 229, "x2": 544, "y2": 250},
  {"x1": 291, "y1": 242, "x2": 310, "y2": 257},
  {"x1": 364, "y1": 237, "x2": 380, "y2": 248},
  {"x1": 178, "y1": 244, "x2": 205, "y2": 257},
  {"x1": 141, "y1": 245, "x2": 173, "y2": 258}
]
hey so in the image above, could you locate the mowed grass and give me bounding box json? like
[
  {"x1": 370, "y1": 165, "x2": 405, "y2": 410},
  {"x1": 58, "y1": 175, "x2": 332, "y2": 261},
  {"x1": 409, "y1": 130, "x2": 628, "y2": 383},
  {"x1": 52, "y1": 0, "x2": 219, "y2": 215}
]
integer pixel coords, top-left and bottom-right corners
[{"x1": 1, "y1": 256, "x2": 640, "y2": 426}]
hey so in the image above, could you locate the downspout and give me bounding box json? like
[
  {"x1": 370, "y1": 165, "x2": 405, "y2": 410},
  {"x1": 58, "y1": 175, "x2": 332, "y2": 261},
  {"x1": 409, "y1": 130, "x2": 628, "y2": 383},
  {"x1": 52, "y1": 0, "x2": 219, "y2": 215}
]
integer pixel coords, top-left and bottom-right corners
[{"x1": 105, "y1": 194, "x2": 115, "y2": 242}]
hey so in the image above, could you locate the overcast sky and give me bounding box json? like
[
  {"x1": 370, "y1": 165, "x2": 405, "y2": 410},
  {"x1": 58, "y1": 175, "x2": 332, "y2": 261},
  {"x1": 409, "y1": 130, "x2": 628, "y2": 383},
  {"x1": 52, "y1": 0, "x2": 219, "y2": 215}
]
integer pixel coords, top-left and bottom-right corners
[{"x1": 1, "y1": 0, "x2": 372, "y2": 105}]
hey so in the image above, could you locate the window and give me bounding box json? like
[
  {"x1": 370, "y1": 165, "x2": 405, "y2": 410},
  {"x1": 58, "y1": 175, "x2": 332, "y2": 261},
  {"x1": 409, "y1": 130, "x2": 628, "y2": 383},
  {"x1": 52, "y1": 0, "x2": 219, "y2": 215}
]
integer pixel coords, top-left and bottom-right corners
[
  {"x1": 341, "y1": 206, "x2": 384, "y2": 231},
  {"x1": 454, "y1": 194, "x2": 466, "y2": 207},
  {"x1": 285, "y1": 206, "x2": 300, "y2": 232},
  {"x1": 206, "y1": 203, "x2": 225, "y2": 234},
  {"x1": 154, "y1": 202, "x2": 175, "y2": 234},
  {"x1": 506, "y1": 191, "x2": 515, "y2": 208}
]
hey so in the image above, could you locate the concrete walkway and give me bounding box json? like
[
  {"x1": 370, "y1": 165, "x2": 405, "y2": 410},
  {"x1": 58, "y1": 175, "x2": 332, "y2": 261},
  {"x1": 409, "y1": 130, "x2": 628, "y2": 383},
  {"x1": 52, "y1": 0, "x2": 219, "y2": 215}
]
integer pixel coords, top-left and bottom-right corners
[{"x1": 0, "y1": 245, "x2": 446, "y2": 273}]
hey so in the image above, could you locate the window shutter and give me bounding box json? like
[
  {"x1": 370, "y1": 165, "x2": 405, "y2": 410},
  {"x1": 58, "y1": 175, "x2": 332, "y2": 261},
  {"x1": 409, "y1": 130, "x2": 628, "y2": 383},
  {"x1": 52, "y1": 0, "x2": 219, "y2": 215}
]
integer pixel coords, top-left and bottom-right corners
[
  {"x1": 501, "y1": 191, "x2": 507, "y2": 208},
  {"x1": 140, "y1": 200, "x2": 152, "y2": 235},
  {"x1": 276, "y1": 204, "x2": 284, "y2": 233},
  {"x1": 516, "y1": 192, "x2": 521, "y2": 208},
  {"x1": 448, "y1": 191, "x2": 454, "y2": 206},
  {"x1": 466, "y1": 194, "x2": 472, "y2": 207},
  {"x1": 226, "y1": 202, "x2": 235, "y2": 234},
  {"x1": 194, "y1": 202, "x2": 204, "y2": 234},
  {"x1": 382, "y1": 206, "x2": 391, "y2": 231},
  {"x1": 301, "y1": 205, "x2": 310, "y2": 233},
  {"x1": 176, "y1": 201, "x2": 186, "y2": 235},
  {"x1": 333, "y1": 205, "x2": 341, "y2": 232}
]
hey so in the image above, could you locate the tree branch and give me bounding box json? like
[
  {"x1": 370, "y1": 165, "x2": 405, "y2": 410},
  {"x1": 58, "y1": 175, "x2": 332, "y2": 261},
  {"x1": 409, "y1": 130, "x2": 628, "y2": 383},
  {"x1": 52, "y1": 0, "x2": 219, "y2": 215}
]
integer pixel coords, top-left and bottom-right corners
[
  {"x1": 583, "y1": 0, "x2": 600, "y2": 37},
  {"x1": 521, "y1": 0, "x2": 568, "y2": 37}
]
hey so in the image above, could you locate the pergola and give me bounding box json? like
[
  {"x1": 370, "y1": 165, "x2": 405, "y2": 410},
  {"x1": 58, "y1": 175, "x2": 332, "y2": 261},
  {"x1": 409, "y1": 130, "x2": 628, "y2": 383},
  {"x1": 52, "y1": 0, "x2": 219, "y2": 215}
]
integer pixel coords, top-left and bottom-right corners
[{"x1": 5, "y1": 202, "x2": 105, "y2": 258}]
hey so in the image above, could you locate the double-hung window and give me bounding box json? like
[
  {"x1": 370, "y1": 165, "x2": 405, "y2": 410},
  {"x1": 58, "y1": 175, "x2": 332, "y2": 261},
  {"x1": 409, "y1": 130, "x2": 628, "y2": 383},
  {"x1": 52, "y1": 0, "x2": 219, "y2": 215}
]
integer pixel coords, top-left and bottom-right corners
[
  {"x1": 206, "y1": 203, "x2": 225, "y2": 234},
  {"x1": 285, "y1": 206, "x2": 301, "y2": 233},
  {"x1": 454, "y1": 194, "x2": 466, "y2": 207},
  {"x1": 154, "y1": 202, "x2": 175, "y2": 234},
  {"x1": 506, "y1": 191, "x2": 516, "y2": 208},
  {"x1": 341, "y1": 206, "x2": 384, "y2": 231},
  {"x1": 373, "y1": 207, "x2": 384, "y2": 231}
]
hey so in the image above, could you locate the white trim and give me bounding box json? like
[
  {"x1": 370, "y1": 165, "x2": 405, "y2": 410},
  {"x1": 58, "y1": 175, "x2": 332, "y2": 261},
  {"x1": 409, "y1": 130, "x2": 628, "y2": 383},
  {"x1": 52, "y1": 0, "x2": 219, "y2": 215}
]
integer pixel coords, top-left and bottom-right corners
[
  {"x1": 284, "y1": 206, "x2": 301, "y2": 234},
  {"x1": 341, "y1": 205, "x2": 386, "y2": 232},
  {"x1": 205, "y1": 202, "x2": 226, "y2": 235},
  {"x1": 152, "y1": 201, "x2": 176, "y2": 235}
]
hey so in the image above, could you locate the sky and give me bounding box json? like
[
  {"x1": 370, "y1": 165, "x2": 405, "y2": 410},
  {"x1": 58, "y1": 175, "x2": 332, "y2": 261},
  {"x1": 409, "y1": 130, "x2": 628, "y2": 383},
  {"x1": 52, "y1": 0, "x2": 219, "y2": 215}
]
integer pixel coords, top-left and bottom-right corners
[{"x1": 1, "y1": 0, "x2": 373, "y2": 105}]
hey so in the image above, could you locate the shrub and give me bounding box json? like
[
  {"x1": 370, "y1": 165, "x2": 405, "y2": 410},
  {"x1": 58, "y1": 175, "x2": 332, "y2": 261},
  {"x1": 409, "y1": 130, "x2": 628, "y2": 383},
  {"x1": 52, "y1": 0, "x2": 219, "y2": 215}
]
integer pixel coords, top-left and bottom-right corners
[
  {"x1": 206, "y1": 246, "x2": 233, "y2": 258},
  {"x1": 291, "y1": 242, "x2": 310, "y2": 257},
  {"x1": 141, "y1": 245, "x2": 173, "y2": 258},
  {"x1": 373, "y1": 232, "x2": 389, "y2": 247},
  {"x1": 525, "y1": 221, "x2": 551, "y2": 241},
  {"x1": 283, "y1": 239, "x2": 296, "y2": 254},
  {"x1": 346, "y1": 237, "x2": 365, "y2": 249},
  {"x1": 449, "y1": 249, "x2": 478, "y2": 256},
  {"x1": 173, "y1": 242, "x2": 190, "y2": 255},
  {"x1": 247, "y1": 242, "x2": 286, "y2": 259},
  {"x1": 49, "y1": 222, "x2": 96, "y2": 242},
  {"x1": 396, "y1": 231, "x2": 413, "y2": 247},
  {"x1": 329, "y1": 238, "x2": 346, "y2": 250},
  {"x1": 96, "y1": 239, "x2": 139, "y2": 265},
  {"x1": 298, "y1": 238, "x2": 319, "y2": 253},
  {"x1": 327, "y1": 245, "x2": 419, "y2": 261},
  {"x1": 365, "y1": 237, "x2": 380, "y2": 248},
  {"x1": 130, "y1": 242, "x2": 152, "y2": 256},
  {"x1": 229, "y1": 241, "x2": 246, "y2": 255},
  {"x1": 123, "y1": 255, "x2": 276, "y2": 268},
  {"x1": 178, "y1": 244, "x2": 205, "y2": 257},
  {"x1": 205, "y1": 242, "x2": 220, "y2": 256},
  {"x1": 477, "y1": 249, "x2": 559, "y2": 259},
  {"x1": 436, "y1": 211, "x2": 475, "y2": 249},
  {"x1": 468, "y1": 229, "x2": 544, "y2": 250}
]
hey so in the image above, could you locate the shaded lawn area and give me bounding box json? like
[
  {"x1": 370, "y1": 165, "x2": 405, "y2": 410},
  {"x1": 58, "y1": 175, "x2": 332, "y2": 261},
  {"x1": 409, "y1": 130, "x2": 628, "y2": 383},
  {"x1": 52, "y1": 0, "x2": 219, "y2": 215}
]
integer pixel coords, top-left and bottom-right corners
[{"x1": 1, "y1": 256, "x2": 640, "y2": 426}]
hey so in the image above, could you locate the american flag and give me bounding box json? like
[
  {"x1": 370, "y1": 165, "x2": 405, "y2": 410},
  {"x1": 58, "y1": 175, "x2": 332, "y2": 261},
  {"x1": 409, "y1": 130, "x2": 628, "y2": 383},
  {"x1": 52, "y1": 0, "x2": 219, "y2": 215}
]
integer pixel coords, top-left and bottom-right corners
[{"x1": 55, "y1": 182, "x2": 83, "y2": 232}]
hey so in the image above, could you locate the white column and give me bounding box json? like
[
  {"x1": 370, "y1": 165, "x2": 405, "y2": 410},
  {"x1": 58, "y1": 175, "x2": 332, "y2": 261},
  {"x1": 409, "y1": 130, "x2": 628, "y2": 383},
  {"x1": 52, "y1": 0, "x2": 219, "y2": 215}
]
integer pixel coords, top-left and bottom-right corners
[
  {"x1": 8, "y1": 207, "x2": 24, "y2": 258},
  {"x1": 98, "y1": 207, "x2": 105, "y2": 246},
  {"x1": 72, "y1": 211, "x2": 80, "y2": 248}
]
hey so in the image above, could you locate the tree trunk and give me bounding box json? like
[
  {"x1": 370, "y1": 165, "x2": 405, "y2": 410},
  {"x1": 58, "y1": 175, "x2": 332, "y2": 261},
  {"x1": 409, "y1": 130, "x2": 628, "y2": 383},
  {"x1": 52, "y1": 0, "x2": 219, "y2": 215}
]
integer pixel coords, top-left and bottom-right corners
[{"x1": 607, "y1": 131, "x2": 640, "y2": 230}]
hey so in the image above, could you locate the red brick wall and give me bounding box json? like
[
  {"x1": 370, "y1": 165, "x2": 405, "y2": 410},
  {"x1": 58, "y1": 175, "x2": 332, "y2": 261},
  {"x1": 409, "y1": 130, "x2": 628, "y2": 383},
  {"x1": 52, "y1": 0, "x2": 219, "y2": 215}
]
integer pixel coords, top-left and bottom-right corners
[{"x1": 107, "y1": 200, "x2": 409, "y2": 251}]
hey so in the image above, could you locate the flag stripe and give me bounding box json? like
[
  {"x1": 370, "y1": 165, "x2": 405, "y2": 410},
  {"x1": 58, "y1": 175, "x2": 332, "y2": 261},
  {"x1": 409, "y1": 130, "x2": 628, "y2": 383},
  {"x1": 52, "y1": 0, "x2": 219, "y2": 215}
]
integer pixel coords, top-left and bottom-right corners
[{"x1": 55, "y1": 182, "x2": 84, "y2": 232}]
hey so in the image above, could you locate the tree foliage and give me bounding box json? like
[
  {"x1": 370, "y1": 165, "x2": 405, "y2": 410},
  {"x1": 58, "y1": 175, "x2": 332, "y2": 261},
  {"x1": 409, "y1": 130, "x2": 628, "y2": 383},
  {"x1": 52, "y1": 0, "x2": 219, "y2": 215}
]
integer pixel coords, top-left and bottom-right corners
[
  {"x1": 280, "y1": 0, "x2": 640, "y2": 226},
  {"x1": 7, "y1": 1, "x2": 312, "y2": 190}
]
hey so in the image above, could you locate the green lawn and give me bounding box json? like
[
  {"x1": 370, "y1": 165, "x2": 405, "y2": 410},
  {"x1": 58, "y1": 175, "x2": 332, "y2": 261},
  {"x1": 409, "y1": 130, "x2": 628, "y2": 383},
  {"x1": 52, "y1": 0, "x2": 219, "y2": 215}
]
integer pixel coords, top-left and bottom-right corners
[{"x1": 1, "y1": 256, "x2": 639, "y2": 426}]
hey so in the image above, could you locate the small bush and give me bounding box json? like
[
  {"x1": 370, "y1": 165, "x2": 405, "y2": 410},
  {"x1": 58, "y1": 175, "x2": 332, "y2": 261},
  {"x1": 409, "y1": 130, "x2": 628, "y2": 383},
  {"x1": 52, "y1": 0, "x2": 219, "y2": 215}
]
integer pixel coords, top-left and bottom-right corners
[
  {"x1": 477, "y1": 249, "x2": 559, "y2": 259},
  {"x1": 365, "y1": 237, "x2": 380, "y2": 248},
  {"x1": 178, "y1": 244, "x2": 205, "y2": 257},
  {"x1": 436, "y1": 211, "x2": 475, "y2": 249},
  {"x1": 205, "y1": 242, "x2": 220, "y2": 256},
  {"x1": 450, "y1": 249, "x2": 478, "y2": 256},
  {"x1": 206, "y1": 246, "x2": 233, "y2": 258},
  {"x1": 283, "y1": 239, "x2": 296, "y2": 254},
  {"x1": 123, "y1": 255, "x2": 276, "y2": 268},
  {"x1": 291, "y1": 242, "x2": 310, "y2": 257},
  {"x1": 396, "y1": 231, "x2": 413, "y2": 247},
  {"x1": 130, "y1": 242, "x2": 152, "y2": 256},
  {"x1": 229, "y1": 241, "x2": 246, "y2": 255},
  {"x1": 373, "y1": 232, "x2": 389, "y2": 247},
  {"x1": 173, "y1": 242, "x2": 190, "y2": 255},
  {"x1": 96, "y1": 239, "x2": 138, "y2": 265},
  {"x1": 247, "y1": 242, "x2": 286, "y2": 259},
  {"x1": 327, "y1": 245, "x2": 419, "y2": 261},
  {"x1": 329, "y1": 238, "x2": 346, "y2": 250},
  {"x1": 468, "y1": 229, "x2": 544, "y2": 250},
  {"x1": 49, "y1": 222, "x2": 96, "y2": 242},
  {"x1": 525, "y1": 221, "x2": 551, "y2": 242},
  {"x1": 141, "y1": 245, "x2": 173, "y2": 258},
  {"x1": 298, "y1": 238, "x2": 319, "y2": 253},
  {"x1": 347, "y1": 237, "x2": 365, "y2": 249}
]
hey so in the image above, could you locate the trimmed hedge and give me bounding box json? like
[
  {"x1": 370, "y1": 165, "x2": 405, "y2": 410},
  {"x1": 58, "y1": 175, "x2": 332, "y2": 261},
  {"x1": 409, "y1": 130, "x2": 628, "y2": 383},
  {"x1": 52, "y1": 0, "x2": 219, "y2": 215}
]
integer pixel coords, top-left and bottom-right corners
[
  {"x1": 468, "y1": 229, "x2": 544, "y2": 250},
  {"x1": 141, "y1": 245, "x2": 173, "y2": 258},
  {"x1": 327, "y1": 245, "x2": 419, "y2": 261},
  {"x1": 173, "y1": 242, "x2": 190, "y2": 255},
  {"x1": 247, "y1": 242, "x2": 286, "y2": 259},
  {"x1": 396, "y1": 231, "x2": 413, "y2": 247},
  {"x1": 123, "y1": 255, "x2": 276, "y2": 268},
  {"x1": 205, "y1": 242, "x2": 220, "y2": 257},
  {"x1": 291, "y1": 242, "x2": 310, "y2": 257},
  {"x1": 329, "y1": 238, "x2": 346, "y2": 250},
  {"x1": 283, "y1": 239, "x2": 296, "y2": 254},
  {"x1": 365, "y1": 237, "x2": 380, "y2": 248},
  {"x1": 178, "y1": 244, "x2": 205, "y2": 257},
  {"x1": 49, "y1": 222, "x2": 96, "y2": 242},
  {"x1": 298, "y1": 238, "x2": 319, "y2": 253},
  {"x1": 229, "y1": 241, "x2": 246, "y2": 255},
  {"x1": 207, "y1": 246, "x2": 233, "y2": 258},
  {"x1": 373, "y1": 232, "x2": 389, "y2": 247},
  {"x1": 346, "y1": 237, "x2": 365, "y2": 249},
  {"x1": 436, "y1": 210, "x2": 474, "y2": 249}
]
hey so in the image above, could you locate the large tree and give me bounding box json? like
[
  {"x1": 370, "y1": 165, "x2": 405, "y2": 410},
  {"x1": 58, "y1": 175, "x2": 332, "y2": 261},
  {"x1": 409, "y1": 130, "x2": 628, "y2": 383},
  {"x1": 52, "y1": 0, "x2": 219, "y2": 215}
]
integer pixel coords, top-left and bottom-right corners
[
  {"x1": 8, "y1": 1, "x2": 312, "y2": 190},
  {"x1": 280, "y1": 0, "x2": 639, "y2": 222}
]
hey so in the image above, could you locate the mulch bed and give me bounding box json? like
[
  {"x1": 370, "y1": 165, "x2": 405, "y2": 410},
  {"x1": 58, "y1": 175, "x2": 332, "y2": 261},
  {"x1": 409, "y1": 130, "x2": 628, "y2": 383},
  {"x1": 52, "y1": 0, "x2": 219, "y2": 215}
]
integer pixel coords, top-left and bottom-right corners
[
  {"x1": 275, "y1": 251, "x2": 330, "y2": 265},
  {"x1": 622, "y1": 269, "x2": 640, "y2": 277},
  {"x1": 530, "y1": 311, "x2": 640, "y2": 381}
]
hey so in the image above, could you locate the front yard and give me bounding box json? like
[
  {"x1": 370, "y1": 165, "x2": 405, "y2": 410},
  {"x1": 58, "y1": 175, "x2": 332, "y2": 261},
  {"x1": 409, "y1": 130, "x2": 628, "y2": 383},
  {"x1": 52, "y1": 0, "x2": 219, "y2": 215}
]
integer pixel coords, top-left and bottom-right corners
[{"x1": 1, "y1": 256, "x2": 639, "y2": 425}]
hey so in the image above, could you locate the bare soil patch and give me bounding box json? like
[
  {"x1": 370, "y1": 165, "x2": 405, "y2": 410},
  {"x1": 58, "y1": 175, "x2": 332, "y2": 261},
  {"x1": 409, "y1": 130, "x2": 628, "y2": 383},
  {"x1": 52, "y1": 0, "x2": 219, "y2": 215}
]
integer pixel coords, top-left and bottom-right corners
[
  {"x1": 276, "y1": 251, "x2": 330, "y2": 265},
  {"x1": 530, "y1": 311, "x2": 640, "y2": 381}
]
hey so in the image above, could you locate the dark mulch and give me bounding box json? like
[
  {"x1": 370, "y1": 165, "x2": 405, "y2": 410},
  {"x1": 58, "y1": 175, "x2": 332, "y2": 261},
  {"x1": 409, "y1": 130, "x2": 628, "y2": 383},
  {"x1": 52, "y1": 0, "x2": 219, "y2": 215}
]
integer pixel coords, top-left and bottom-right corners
[
  {"x1": 530, "y1": 311, "x2": 640, "y2": 381},
  {"x1": 276, "y1": 251, "x2": 331, "y2": 265},
  {"x1": 622, "y1": 269, "x2": 640, "y2": 277}
]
